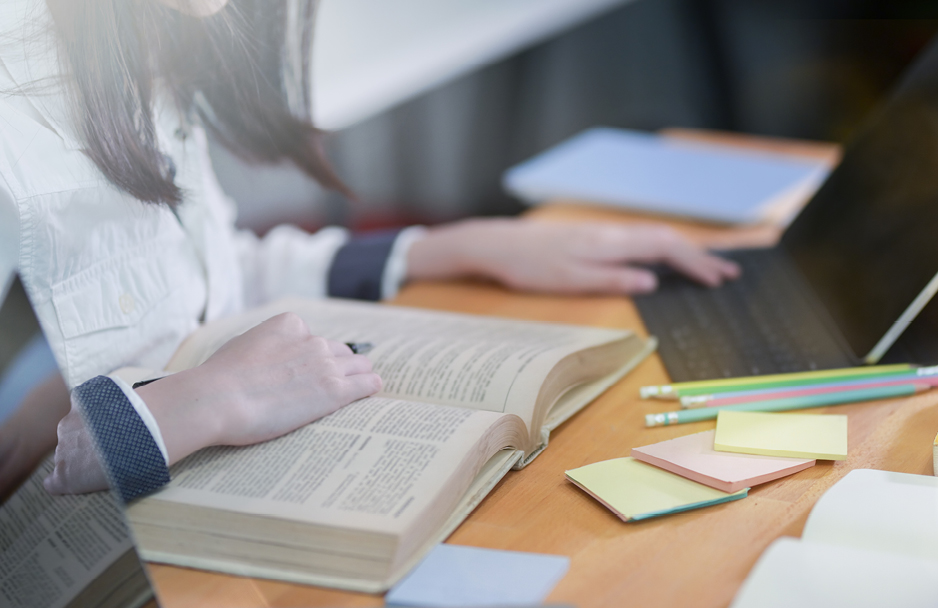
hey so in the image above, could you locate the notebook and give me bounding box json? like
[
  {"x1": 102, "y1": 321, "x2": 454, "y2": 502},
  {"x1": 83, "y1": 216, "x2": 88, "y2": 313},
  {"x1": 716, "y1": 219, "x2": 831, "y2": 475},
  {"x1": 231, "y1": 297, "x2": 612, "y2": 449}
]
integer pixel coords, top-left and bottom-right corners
[
  {"x1": 503, "y1": 128, "x2": 830, "y2": 225},
  {"x1": 0, "y1": 274, "x2": 157, "y2": 608},
  {"x1": 631, "y1": 430, "x2": 815, "y2": 493},
  {"x1": 565, "y1": 457, "x2": 747, "y2": 522},
  {"x1": 731, "y1": 469, "x2": 938, "y2": 608}
]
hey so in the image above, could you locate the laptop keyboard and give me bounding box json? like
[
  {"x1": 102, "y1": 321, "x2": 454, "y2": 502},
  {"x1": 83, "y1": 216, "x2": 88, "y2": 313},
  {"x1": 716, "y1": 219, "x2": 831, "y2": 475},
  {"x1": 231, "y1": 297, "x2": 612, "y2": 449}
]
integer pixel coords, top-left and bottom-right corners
[{"x1": 635, "y1": 249, "x2": 855, "y2": 381}]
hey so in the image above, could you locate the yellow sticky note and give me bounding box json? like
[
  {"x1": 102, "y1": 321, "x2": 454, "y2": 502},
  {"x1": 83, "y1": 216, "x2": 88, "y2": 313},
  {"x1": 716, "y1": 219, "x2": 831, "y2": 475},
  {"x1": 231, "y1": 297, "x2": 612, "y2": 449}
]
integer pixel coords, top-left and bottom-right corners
[
  {"x1": 565, "y1": 457, "x2": 747, "y2": 522},
  {"x1": 714, "y1": 411, "x2": 848, "y2": 460}
]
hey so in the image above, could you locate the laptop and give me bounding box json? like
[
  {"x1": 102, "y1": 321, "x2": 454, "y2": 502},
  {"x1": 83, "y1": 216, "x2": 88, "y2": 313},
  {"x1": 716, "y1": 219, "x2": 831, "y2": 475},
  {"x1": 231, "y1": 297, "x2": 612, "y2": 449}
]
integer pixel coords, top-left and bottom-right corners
[
  {"x1": 635, "y1": 36, "x2": 938, "y2": 382},
  {"x1": 0, "y1": 275, "x2": 158, "y2": 608}
]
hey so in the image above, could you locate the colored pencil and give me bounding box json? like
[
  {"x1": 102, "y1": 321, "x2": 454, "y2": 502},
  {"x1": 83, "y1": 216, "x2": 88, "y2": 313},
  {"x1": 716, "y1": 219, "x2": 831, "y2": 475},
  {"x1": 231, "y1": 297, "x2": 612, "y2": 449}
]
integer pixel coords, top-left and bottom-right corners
[
  {"x1": 639, "y1": 364, "x2": 919, "y2": 400},
  {"x1": 681, "y1": 376, "x2": 938, "y2": 409},
  {"x1": 681, "y1": 371, "x2": 938, "y2": 408},
  {"x1": 644, "y1": 383, "x2": 929, "y2": 427}
]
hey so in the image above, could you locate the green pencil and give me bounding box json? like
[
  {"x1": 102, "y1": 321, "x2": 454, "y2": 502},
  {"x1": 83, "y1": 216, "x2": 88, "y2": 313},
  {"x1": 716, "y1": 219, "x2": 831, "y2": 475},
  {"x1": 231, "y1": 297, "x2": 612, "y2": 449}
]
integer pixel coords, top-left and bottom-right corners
[
  {"x1": 644, "y1": 383, "x2": 929, "y2": 427},
  {"x1": 639, "y1": 363, "x2": 916, "y2": 400}
]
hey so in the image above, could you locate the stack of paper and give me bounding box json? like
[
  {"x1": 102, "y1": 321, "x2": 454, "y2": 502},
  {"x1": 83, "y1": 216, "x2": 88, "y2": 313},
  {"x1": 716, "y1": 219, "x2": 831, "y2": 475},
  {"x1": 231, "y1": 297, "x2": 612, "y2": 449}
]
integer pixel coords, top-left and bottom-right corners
[
  {"x1": 565, "y1": 457, "x2": 747, "y2": 522},
  {"x1": 568, "y1": 411, "x2": 846, "y2": 522},
  {"x1": 714, "y1": 411, "x2": 848, "y2": 460},
  {"x1": 631, "y1": 430, "x2": 815, "y2": 493}
]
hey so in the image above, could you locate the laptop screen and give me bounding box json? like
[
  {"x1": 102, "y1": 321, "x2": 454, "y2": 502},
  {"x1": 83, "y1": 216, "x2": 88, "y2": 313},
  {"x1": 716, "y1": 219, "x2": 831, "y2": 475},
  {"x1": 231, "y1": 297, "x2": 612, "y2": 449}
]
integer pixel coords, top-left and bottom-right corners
[
  {"x1": 0, "y1": 275, "x2": 157, "y2": 608},
  {"x1": 781, "y1": 36, "x2": 938, "y2": 362}
]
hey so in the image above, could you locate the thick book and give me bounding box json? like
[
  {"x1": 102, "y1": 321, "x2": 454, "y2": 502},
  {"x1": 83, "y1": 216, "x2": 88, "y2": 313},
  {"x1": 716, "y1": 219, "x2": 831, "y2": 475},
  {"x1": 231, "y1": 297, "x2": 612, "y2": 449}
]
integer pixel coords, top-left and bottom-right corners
[
  {"x1": 124, "y1": 297, "x2": 655, "y2": 592},
  {"x1": 731, "y1": 469, "x2": 938, "y2": 608}
]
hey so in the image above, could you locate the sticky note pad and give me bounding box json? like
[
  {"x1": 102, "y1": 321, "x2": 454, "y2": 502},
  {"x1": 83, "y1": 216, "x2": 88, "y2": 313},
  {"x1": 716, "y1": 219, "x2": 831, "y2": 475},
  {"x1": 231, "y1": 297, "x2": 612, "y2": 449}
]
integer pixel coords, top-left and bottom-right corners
[
  {"x1": 632, "y1": 430, "x2": 815, "y2": 493},
  {"x1": 385, "y1": 544, "x2": 569, "y2": 607},
  {"x1": 565, "y1": 457, "x2": 747, "y2": 522},
  {"x1": 714, "y1": 411, "x2": 848, "y2": 460}
]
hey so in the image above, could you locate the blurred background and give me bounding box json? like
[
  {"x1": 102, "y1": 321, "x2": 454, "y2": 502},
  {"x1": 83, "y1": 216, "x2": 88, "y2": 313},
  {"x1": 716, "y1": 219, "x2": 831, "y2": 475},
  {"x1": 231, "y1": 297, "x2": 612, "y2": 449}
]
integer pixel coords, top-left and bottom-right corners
[{"x1": 210, "y1": 0, "x2": 938, "y2": 235}]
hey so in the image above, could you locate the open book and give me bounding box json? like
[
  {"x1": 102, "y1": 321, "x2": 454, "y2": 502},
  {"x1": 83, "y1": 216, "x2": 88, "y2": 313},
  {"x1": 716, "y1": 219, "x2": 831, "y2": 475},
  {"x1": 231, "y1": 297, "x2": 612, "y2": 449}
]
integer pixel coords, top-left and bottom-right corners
[
  {"x1": 731, "y1": 469, "x2": 938, "y2": 607},
  {"x1": 125, "y1": 298, "x2": 654, "y2": 592},
  {"x1": 0, "y1": 459, "x2": 152, "y2": 608}
]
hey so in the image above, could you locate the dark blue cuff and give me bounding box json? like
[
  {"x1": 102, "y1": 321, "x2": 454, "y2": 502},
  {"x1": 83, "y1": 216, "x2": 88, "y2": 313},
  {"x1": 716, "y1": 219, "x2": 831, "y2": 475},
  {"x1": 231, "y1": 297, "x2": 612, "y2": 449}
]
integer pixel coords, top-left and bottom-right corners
[
  {"x1": 327, "y1": 229, "x2": 403, "y2": 300},
  {"x1": 73, "y1": 376, "x2": 170, "y2": 503}
]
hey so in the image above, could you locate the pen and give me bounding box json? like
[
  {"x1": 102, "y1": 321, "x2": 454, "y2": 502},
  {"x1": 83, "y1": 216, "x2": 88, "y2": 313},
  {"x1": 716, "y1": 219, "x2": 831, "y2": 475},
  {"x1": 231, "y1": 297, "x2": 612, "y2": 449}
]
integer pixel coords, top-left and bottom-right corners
[
  {"x1": 644, "y1": 383, "x2": 930, "y2": 427},
  {"x1": 639, "y1": 363, "x2": 917, "y2": 399},
  {"x1": 345, "y1": 342, "x2": 374, "y2": 355}
]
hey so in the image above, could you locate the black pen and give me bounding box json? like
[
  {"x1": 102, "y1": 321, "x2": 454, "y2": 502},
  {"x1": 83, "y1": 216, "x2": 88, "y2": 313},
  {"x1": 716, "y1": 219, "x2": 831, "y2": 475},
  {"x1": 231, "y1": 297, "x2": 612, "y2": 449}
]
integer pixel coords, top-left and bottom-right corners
[{"x1": 345, "y1": 342, "x2": 374, "y2": 355}]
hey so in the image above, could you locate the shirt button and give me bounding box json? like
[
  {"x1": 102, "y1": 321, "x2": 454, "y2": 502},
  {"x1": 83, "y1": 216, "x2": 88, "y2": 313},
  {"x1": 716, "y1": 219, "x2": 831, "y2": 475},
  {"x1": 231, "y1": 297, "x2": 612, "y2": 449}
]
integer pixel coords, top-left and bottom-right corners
[{"x1": 119, "y1": 293, "x2": 136, "y2": 315}]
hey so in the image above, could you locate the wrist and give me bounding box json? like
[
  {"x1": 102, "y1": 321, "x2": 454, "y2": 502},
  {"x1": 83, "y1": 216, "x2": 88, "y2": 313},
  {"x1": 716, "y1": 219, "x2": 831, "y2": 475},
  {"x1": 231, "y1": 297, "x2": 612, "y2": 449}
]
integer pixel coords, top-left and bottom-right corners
[
  {"x1": 135, "y1": 367, "x2": 227, "y2": 465},
  {"x1": 406, "y1": 217, "x2": 517, "y2": 282}
]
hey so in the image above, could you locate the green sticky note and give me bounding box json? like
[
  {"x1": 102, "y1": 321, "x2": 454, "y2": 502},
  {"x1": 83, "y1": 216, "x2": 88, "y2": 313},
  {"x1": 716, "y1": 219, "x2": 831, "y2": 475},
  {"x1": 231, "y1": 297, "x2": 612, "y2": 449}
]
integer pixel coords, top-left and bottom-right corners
[
  {"x1": 714, "y1": 411, "x2": 848, "y2": 460},
  {"x1": 565, "y1": 457, "x2": 747, "y2": 522}
]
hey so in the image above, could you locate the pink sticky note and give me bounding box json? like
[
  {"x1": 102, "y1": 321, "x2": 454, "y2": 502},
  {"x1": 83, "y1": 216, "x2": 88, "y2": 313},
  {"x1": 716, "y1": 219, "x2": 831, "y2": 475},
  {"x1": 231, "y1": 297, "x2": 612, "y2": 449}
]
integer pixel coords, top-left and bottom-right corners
[{"x1": 631, "y1": 430, "x2": 815, "y2": 493}]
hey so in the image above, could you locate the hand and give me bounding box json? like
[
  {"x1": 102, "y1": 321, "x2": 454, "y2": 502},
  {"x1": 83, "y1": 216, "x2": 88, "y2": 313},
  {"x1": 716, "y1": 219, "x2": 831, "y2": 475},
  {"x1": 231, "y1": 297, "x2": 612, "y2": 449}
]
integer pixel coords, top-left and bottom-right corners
[
  {"x1": 44, "y1": 404, "x2": 109, "y2": 496},
  {"x1": 0, "y1": 374, "x2": 71, "y2": 501},
  {"x1": 137, "y1": 313, "x2": 382, "y2": 465},
  {"x1": 406, "y1": 218, "x2": 740, "y2": 294}
]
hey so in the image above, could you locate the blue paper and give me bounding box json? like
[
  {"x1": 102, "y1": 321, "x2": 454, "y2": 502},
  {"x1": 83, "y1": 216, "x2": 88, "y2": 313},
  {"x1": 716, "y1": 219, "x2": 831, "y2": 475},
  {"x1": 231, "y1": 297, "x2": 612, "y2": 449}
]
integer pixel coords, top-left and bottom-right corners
[
  {"x1": 503, "y1": 128, "x2": 830, "y2": 224},
  {"x1": 386, "y1": 544, "x2": 570, "y2": 607}
]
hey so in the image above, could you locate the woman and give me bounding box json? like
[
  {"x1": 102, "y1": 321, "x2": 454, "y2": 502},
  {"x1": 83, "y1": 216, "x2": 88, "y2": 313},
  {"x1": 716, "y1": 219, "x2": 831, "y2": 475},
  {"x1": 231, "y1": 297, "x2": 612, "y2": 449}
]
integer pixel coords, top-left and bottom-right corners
[{"x1": 0, "y1": 0, "x2": 738, "y2": 500}]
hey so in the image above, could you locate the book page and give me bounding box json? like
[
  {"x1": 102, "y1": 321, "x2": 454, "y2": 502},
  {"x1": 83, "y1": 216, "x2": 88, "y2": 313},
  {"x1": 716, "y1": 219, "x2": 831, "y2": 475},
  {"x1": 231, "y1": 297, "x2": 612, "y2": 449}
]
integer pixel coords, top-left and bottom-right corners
[
  {"x1": 168, "y1": 298, "x2": 631, "y2": 421},
  {"x1": 0, "y1": 460, "x2": 136, "y2": 608},
  {"x1": 730, "y1": 537, "x2": 938, "y2": 608},
  {"x1": 138, "y1": 397, "x2": 525, "y2": 537},
  {"x1": 801, "y1": 469, "x2": 938, "y2": 561}
]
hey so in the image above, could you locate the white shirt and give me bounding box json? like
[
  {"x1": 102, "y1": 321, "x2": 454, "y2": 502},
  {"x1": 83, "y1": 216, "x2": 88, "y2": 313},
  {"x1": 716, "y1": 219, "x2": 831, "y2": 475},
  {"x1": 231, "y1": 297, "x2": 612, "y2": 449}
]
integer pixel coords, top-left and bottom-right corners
[{"x1": 0, "y1": 0, "x2": 420, "y2": 463}]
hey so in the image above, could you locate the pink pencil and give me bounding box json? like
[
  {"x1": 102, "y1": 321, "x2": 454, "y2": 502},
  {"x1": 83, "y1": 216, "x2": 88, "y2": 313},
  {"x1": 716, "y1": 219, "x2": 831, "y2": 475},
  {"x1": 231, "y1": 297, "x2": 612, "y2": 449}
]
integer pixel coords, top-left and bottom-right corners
[{"x1": 699, "y1": 378, "x2": 938, "y2": 408}]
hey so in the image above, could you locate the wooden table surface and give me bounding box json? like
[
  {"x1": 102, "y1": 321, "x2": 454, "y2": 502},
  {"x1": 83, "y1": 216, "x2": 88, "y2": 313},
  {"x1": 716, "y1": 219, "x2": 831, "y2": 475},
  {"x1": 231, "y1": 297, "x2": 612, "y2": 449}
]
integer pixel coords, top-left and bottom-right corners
[{"x1": 146, "y1": 131, "x2": 938, "y2": 607}]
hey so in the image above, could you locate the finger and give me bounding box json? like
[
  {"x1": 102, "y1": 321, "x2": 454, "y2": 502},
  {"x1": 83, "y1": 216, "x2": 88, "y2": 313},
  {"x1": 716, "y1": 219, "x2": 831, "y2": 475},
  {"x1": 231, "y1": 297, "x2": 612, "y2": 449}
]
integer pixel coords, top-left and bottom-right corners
[
  {"x1": 712, "y1": 254, "x2": 741, "y2": 279},
  {"x1": 327, "y1": 339, "x2": 354, "y2": 356},
  {"x1": 43, "y1": 449, "x2": 67, "y2": 495},
  {"x1": 334, "y1": 354, "x2": 374, "y2": 376},
  {"x1": 616, "y1": 229, "x2": 739, "y2": 287},
  {"x1": 560, "y1": 264, "x2": 659, "y2": 294},
  {"x1": 342, "y1": 373, "x2": 383, "y2": 402},
  {"x1": 666, "y1": 249, "x2": 740, "y2": 287},
  {"x1": 575, "y1": 226, "x2": 727, "y2": 285}
]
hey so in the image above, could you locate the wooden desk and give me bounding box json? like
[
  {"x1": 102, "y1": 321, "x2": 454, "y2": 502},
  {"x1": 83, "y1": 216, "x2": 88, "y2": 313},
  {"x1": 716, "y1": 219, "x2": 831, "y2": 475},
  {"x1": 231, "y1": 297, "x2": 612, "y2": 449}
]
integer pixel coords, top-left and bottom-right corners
[{"x1": 147, "y1": 132, "x2": 938, "y2": 607}]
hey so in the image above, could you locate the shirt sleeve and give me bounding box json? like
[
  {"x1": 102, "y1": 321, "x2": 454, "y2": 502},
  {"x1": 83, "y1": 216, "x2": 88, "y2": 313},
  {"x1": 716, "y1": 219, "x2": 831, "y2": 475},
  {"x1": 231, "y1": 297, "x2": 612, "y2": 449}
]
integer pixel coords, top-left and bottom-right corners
[
  {"x1": 235, "y1": 224, "x2": 427, "y2": 305},
  {"x1": 380, "y1": 226, "x2": 426, "y2": 300},
  {"x1": 234, "y1": 224, "x2": 349, "y2": 308},
  {"x1": 109, "y1": 375, "x2": 169, "y2": 465},
  {"x1": 72, "y1": 376, "x2": 171, "y2": 503},
  {"x1": 328, "y1": 226, "x2": 427, "y2": 301}
]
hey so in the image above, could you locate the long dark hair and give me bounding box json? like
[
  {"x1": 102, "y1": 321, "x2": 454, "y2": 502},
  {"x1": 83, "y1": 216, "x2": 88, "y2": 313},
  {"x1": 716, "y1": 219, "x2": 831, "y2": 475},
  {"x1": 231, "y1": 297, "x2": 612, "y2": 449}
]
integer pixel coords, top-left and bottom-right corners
[{"x1": 44, "y1": 0, "x2": 349, "y2": 206}]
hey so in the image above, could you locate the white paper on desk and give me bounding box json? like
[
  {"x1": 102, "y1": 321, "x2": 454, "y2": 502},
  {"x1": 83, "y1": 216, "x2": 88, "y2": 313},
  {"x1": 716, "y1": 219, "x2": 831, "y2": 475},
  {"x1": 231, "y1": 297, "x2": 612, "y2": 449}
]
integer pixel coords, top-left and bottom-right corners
[
  {"x1": 502, "y1": 128, "x2": 830, "y2": 225},
  {"x1": 730, "y1": 538, "x2": 938, "y2": 608},
  {"x1": 385, "y1": 544, "x2": 569, "y2": 607},
  {"x1": 802, "y1": 469, "x2": 938, "y2": 561}
]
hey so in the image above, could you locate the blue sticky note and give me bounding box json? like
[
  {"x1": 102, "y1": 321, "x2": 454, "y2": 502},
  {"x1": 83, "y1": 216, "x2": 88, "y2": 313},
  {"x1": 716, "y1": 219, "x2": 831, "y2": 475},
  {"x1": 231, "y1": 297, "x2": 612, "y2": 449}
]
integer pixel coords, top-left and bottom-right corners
[{"x1": 386, "y1": 544, "x2": 570, "y2": 607}]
